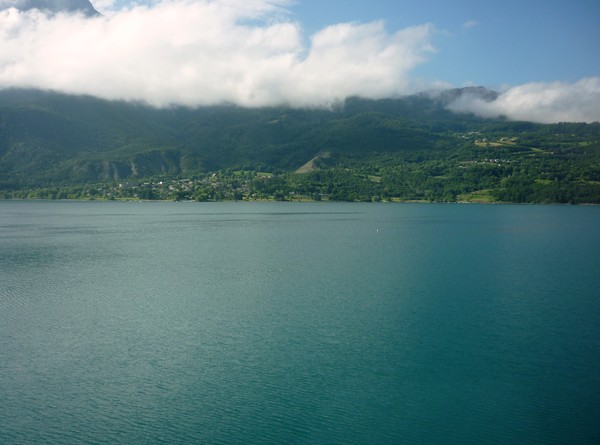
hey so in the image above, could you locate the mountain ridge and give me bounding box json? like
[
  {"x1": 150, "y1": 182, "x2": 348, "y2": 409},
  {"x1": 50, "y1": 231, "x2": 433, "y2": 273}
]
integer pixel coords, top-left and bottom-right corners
[
  {"x1": 1, "y1": 87, "x2": 599, "y2": 203},
  {"x1": 0, "y1": 87, "x2": 463, "y2": 184},
  {"x1": 0, "y1": 0, "x2": 99, "y2": 16}
]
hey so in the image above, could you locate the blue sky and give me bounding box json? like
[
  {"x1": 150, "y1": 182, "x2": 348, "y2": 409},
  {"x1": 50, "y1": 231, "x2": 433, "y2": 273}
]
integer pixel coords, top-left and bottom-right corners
[
  {"x1": 288, "y1": 0, "x2": 600, "y2": 88},
  {"x1": 1, "y1": 0, "x2": 599, "y2": 121}
]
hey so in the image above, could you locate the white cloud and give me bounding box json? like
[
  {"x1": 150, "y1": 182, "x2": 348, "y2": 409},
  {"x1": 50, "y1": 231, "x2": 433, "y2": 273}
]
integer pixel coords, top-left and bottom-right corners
[
  {"x1": 447, "y1": 78, "x2": 600, "y2": 123},
  {"x1": 462, "y1": 20, "x2": 478, "y2": 29},
  {"x1": 0, "y1": 0, "x2": 435, "y2": 107},
  {"x1": 92, "y1": 0, "x2": 116, "y2": 11},
  {"x1": 2, "y1": 1, "x2": 596, "y2": 122}
]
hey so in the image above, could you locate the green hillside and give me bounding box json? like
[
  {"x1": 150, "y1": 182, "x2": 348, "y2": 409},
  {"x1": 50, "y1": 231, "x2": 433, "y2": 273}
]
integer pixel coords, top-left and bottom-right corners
[{"x1": 1, "y1": 89, "x2": 599, "y2": 203}]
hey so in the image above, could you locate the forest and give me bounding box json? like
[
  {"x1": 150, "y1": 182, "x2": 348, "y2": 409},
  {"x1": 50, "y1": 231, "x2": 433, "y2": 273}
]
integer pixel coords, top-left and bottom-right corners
[{"x1": 1, "y1": 89, "x2": 599, "y2": 203}]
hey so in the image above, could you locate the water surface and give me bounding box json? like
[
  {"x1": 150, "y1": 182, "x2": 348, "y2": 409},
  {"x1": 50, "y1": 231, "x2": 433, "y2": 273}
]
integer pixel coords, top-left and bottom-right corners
[{"x1": 1, "y1": 201, "x2": 599, "y2": 444}]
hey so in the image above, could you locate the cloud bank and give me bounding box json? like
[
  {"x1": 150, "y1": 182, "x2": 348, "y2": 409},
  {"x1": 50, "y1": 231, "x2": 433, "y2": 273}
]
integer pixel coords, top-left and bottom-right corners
[
  {"x1": 0, "y1": 0, "x2": 434, "y2": 107},
  {"x1": 447, "y1": 78, "x2": 600, "y2": 123},
  {"x1": 0, "y1": 0, "x2": 597, "y2": 122}
]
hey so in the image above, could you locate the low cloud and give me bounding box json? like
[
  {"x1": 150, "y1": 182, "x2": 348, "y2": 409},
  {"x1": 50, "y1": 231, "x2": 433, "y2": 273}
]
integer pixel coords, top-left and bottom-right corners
[
  {"x1": 0, "y1": 0, "x2": 435, "y2": 107},
  {"x1": 462, "y1": 20, "x2": 478, "y2": 29},
  {"x1": 447, "y1": 78, "x2": 600, "y2": 123},
  {"x1": 1, "y1": 1, "x2": 597, "y2": 122}
]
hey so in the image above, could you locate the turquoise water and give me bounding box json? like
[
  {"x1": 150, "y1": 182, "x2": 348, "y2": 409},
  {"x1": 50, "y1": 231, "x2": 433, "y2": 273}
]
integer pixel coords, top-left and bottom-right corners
[{"x1": 1, "y1": 201, "x2": 599, "y2": 444}]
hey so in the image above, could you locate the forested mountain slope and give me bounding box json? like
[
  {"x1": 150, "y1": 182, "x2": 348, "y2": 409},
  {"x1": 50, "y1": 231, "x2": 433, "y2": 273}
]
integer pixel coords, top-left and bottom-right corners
[{"x1": 1, "y1": 88, "x2": 599, "y2": 202}]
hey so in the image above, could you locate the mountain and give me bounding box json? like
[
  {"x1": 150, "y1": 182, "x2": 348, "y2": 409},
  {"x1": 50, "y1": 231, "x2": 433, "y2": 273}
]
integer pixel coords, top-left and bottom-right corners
[
  {"x1": 0, "y1": 87, "x2": 599, "y2": 203},
  {"x1": 428, "y1": 86, "x2": 500, "y2": 105},
  {"x1": 0, "y1": 87, "x2": 471, "y2": 185},
  {"x1": 0, "y1": 0, "x2": 100, "y2": 16}
]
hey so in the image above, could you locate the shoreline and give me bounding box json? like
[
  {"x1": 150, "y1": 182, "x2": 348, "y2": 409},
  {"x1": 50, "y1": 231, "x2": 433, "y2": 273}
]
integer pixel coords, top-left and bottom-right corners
[{"x1": 0, "y1": 197, "x2": 597, "y2": 206}]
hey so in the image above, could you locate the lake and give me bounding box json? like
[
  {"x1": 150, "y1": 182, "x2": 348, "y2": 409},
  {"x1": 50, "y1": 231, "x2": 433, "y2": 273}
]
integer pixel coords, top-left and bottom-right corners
[{"x1": 1, "y1": 201, "x2": 599, "y2": 444}]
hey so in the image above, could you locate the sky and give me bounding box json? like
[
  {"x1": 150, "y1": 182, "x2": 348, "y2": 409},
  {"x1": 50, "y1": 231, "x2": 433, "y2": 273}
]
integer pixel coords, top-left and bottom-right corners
[{"x1": 1, "y1": 0, "x2": 599, "y2": 122}]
